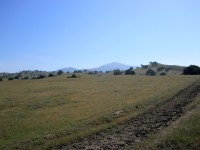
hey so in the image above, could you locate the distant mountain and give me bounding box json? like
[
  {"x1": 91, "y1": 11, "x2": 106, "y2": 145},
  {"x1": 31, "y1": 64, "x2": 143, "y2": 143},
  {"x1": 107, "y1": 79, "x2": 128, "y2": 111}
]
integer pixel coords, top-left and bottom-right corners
[
  {"x1": 61, "y1": 62, "x2": 136, "y2": 73},
  {"x1": 91, "y1": 62, "x2": 135, "y2": 72},
  {"x1": 62, "y1": 67, "x2": 77, "y2": 73}
]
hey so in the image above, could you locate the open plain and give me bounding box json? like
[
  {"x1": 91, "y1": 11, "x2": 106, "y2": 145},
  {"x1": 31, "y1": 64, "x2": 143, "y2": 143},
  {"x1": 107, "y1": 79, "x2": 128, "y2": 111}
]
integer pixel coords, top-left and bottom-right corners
[{"x1": 0, "y1": 74, "x2": 199, "y2": 149}]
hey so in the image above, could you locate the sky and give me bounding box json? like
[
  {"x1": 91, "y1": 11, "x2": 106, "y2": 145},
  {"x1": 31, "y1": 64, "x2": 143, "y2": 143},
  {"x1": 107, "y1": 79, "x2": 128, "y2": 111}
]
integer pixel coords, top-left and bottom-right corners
[{"x1": 0, "y1": 0, "x2": 200, "y2": 72}]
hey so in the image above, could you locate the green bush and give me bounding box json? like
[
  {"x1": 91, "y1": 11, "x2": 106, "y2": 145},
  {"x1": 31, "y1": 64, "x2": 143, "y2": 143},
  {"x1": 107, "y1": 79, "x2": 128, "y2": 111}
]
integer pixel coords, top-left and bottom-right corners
[
  {"x1": 157, "y1": 66, "x2": 165, "y2": 72},
  {"x1": 8, "y1": 77, "x2": 14, "y2": 80},
  {"x1": 57, "y1": 70, "x2": 64, "y2": 75},
  {"x1": 146, "y1": 69, "x2": 156, "y2": 76},
  {"x1": 14, "y1": 76, "x2": 19, "y2": 79},
  {"x1": 71, "y1": 74, "x2": 77, "y2": 78},
  {"x1": 22, "y1": 76, "x2": 29, "y2": 80},
  {"x1": 67, "y1": 74, "x2": 78, "y2": 78},
  {"x1": 125, "y1": 67, "x2": 135, "y2": 75},
  {"x1": 141, "y1": 64, "x2": 149, "y2": 69},
  {"x1": 183, "y1": 65, "x2": 200, "y2": 75},
  {"x1": 48, "y1": 74, "x2": 55, "y2": 77},
  {"x1": 160, "y1": 72, "x2": 166, "y2": 76},
  {"x1": 0, "y1": 78, "x2": 2, "y2": 81},
  {"x1": 113, "y1": 69, "x2": 123, "y2": 75},
  {"x1": 37, "y1": 75, "x2": 46, "y2": 79},
  {"x1": 150, "y1": 61, "x2": 159, "y2": 66}
]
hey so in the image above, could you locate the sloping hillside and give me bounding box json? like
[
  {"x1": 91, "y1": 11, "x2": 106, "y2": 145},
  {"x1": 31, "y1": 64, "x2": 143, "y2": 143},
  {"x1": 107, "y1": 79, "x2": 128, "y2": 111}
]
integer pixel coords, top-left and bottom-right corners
[{"x1": 135, "y1": 63, "x2": 185, "y2": 75}]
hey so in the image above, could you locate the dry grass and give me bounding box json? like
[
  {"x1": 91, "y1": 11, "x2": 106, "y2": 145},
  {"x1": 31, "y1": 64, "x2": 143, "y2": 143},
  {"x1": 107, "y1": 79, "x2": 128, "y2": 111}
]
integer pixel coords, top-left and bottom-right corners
[{"x1": 0, "y1": 74, "x2": 199, "y2": 149}]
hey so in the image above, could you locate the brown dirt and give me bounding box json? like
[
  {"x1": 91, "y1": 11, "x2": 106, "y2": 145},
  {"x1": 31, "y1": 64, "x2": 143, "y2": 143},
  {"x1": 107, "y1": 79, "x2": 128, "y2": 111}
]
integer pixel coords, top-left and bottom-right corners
[{"x1": 55, "y1": 80, "x2": 200, "y2": 150}]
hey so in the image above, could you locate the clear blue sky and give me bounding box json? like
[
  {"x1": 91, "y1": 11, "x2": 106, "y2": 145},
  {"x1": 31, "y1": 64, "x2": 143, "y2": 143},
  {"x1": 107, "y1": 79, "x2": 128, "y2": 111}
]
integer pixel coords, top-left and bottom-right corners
[{"x1": 0, "y1": 0, "x2": 200, "y2": 72}]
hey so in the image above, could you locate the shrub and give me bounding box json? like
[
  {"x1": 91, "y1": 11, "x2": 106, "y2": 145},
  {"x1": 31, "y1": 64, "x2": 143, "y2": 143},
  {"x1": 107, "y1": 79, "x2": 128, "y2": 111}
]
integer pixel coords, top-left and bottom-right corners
[
  {"x1": 114, "y1": 69, "x2": 123, "y2": 75},
  {"x1": 150, "y1": 61, "x2": 159, "y2": 66},
  {"x1": 77, "y1": 70, "x2": 83, "y2": 73},
  {"x1": 57, "y1": 70, "x2": 64, "y2": 75},
  {"x1": 88, "y1": 71, "x2": 98, "y2": 75},
  {"x1": 67, "y1": 74, "x2": 78, "y2": 78},
  {"x1": 141, "y1": 64, "x2": 149, "y2": 69},
  {"x1": 0, "y1": 78, "x2": 2, "y2": 81},
  {"x1": 37, "y1": 75, "x2": 46, "y2": 79},
  {"x1": 160, "y1": 72, "x2": 166, "y2": 76},
  {"x1": 157, "y1": 66, "x2": 165, "y2": 72},
  {"x1": 48, "y1": 74, "x2": 55, "y2": 77},
  {"x1": 146, "y1": 69, "x2": 156, "y2": 76},
  {"x1": 8, "y1": 77, "x2": 14, "y2": 80},
  {"x1": 165, "y1": 66, "x2": 172, "y2": 72},
  {"x1": 14, "y1": 76, "x2": 19, "y2": 79},
  {"x1": 125, "y1": 67, "x2": 135, "y2": 75},
  {"x1": 71, "y1": 74, "x2": 77, "y2": 78},
  {"x1": 22, "y1": 76, "x2": 29, "y2": 80},
  {"x1": 183, "y1": 65, "x2": 200, "y2": 75}
]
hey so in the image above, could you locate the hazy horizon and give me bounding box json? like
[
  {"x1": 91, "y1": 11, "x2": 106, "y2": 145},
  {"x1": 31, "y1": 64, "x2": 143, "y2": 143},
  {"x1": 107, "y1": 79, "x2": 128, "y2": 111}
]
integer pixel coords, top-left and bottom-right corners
[{"x1": 1, "y1": 0, "x2": 200, "y2": 72}]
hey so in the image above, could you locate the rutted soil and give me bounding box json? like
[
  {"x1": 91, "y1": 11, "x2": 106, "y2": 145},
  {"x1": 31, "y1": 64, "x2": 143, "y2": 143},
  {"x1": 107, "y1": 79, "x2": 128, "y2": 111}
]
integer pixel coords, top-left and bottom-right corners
[{"x1": 56, "y1": 80, "x2": 200, "y2": 150}]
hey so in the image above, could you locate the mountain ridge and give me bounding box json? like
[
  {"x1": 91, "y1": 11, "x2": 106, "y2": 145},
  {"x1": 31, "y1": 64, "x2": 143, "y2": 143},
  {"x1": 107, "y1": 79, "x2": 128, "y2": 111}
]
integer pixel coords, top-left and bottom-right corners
[{"x1": 61, "y1": 62, "x2": 136, "y2": 73}]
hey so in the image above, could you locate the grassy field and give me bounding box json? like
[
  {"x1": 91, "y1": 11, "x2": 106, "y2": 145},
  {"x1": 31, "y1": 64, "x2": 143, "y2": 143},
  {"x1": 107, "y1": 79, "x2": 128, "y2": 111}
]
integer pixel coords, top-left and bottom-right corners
[
  {"x1": 0, "y1": 74, "x2": 199, "y2": 149},
  {"x1": 132, "y1": 93, "x2": 200, "y2": 150}
]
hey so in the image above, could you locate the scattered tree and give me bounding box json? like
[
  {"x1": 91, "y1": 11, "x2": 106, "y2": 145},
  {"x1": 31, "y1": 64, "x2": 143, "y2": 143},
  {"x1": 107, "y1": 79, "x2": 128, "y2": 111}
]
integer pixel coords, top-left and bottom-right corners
[
  {"x1": 22, "y1": 76, "x2": 29, "y2": 80},
  {"x1": 146, "y1": 69, "x2": 156, "y2": 76},
  {"x1": 71, "y1": 74, "x2": 77, "y2": 78},
  {"x1": 37, "y1": 75, "x2": 46, "y2": 79},
  {"x1": 88, "y1": 71, "x2": 98, "y2": 75},
  {"x1": 8, "y1": 77, "x2": 14, "y2": 80},
  {"x1": 157, "y1": 66, "x2": 165, "y2": 72},
  {"x1": 183, "y1": 65, "x2": 200, "y2": 75},
  {"x1": 74, "y1": 70, "x2": 83, "y2": 73},
  {"x1": 14, "y1": 76, "x2": 19, "y2": 79},
  {"x1": 150, "y1": 61, "x2": 159, "y2": 66},
  {"x1": 125, "y1": 67, "x2": 135, "y2": 75},
  {"x1": 113, "y1": 69, "x2": 123, "y2": 75},
  {"x1": 160, "y1": 72, "x2": 166, "y2": 76},
  {"x1": 57, "y1": 70, "x2": 64, "y2": 75},
  {"x1": 48, "y1": 74, "x2": 55, "y2": 77},
  {"x1": 141, "y1": 64, "x2": 149, "y2": 69},
  {"x1": 67, "y1": 74, "x2": 78, "y2": 78}
]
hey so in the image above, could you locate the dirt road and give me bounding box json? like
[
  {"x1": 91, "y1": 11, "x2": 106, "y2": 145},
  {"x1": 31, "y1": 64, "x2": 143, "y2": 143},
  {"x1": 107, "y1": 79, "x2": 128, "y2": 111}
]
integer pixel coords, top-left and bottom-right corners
[{"x1": 56, "y1": 80, "x2": 200, "y2": 150}]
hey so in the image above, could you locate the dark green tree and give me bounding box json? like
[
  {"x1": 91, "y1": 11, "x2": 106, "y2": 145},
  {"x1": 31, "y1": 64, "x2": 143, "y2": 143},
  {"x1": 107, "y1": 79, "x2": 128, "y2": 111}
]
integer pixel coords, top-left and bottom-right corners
[
  {"x1": 157, "y1": 66, "x2": 165, "y2": 72},
  {"x1": 125, "y1": 67, "x2": 135, "y2": 75},
  {"x1": 8, "y1": 77, "x2": 14, "y2": 80},
  {"x1": 71, "y1": 74, "x2": 77, "y2": 78},
  {"x1": 113, "y1": 69, "x2": 123, "y2": 75},
  {"x1": 183, "y1": 65, "x2": 200, "y2": 75},
  {"x1": 57, "y1": 70, "x2": 64, "y2": 75},
  {"x1": 150, "y1": 61, "x2": 159, "y2": 66},
  {"x1": 23, "y1": 76, "x2": 29, "y2": 80},
  {"x1": 146, "y1": 69, "x2": 156, "y2": 76},
  {"x1": 141, "y1": 64, "x2": 149, "y2": 69},
  {"x1": 37, "y1": 75, "x2": 46, "y2": 79},
  {"x1": 48, "y1": 74, "x2": 55, "y2": 77},
  {"x1": 160, "y1": 72, "x2": 166, "y2": 76},
  {"x1": 14, "y1": 76, "x2": 19, "y2": 79}
]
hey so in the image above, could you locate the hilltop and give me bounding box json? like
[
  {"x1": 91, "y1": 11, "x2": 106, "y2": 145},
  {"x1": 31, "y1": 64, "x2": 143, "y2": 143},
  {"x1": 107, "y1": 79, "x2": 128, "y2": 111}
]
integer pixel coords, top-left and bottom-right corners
[{"x1": 135, "y1": 61, "x2": 185, "y2": 75}]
